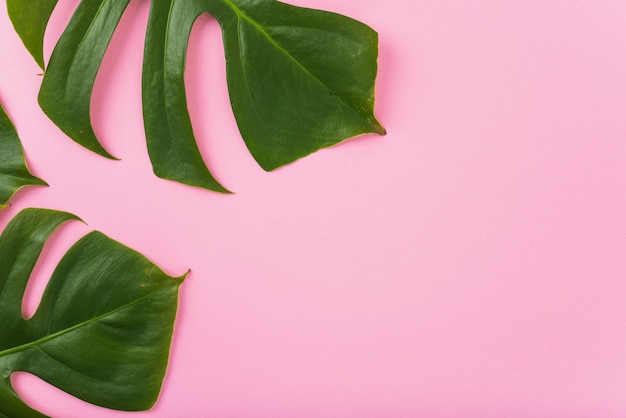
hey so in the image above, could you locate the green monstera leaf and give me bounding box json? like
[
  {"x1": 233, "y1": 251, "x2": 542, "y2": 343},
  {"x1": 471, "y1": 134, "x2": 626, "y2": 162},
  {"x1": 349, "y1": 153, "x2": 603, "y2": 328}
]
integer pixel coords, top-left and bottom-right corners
[
  {"x1": 7, "y1": 0, "x2": 385, "y2": 193},
  {"x1": 5, "y1": 0, "x2": 58, "y2": 70},
  {"x1": 0, "y1": 103, "x2": 47, "y2": 210},
  {"x1": 0, "y1": 208, "x2": 186, "y2": 417}
]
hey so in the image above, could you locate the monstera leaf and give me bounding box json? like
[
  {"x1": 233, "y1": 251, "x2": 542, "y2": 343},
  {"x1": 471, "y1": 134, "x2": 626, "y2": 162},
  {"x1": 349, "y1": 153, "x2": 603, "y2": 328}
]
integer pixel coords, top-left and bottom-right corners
[
  {"x1": 0, "y1": 103, "x2": 47, "y2": 210},
  {"x1": 8, "y1": 0, "x2": 385, "y2": 193},
  {"x1": 0, "y1": 208, "x2": 185, "y2": 417}
]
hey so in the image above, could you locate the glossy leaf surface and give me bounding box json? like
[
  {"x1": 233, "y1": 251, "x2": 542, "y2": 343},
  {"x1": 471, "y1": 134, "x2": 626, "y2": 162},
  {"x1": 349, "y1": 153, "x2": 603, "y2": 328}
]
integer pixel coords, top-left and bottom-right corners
[
  {"x1": 9, "y1": 0, "x2": 385, "y2": 192},
  {"x1": 0, "y1": 104, "x2": 47, "y2": 210},
  {"x1": 6, "y1": 0, "x2": 58, "y2": 69},
  {"x1": 0, "y1": 208, "x2": 185, "y2": 417}
]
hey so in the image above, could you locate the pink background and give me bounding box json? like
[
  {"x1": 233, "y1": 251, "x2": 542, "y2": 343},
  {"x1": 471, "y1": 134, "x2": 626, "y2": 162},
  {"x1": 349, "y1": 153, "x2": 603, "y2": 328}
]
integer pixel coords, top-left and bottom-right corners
[{"x1": 2, "y1": 0, "x2": 626, "y2": 416}]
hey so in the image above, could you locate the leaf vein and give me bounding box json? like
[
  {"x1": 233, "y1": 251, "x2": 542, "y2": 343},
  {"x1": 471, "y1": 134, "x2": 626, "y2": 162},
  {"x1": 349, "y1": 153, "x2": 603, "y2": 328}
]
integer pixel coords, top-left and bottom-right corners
[
  {"x1": 221, "y1": 0, "x2": 364, "y2": 117},
  {"x1": 0, "y1": 288, "x2": 165, "y2": 359}
]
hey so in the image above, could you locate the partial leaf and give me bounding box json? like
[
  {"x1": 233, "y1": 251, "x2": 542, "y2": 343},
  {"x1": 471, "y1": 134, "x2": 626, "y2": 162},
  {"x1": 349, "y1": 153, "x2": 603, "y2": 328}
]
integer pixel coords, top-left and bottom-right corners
[
  {"x1": 10, "y1": 0, "x2": 385, "y2": 193},
  {"x1": 142, "y1": 0, "x2": 230, "y2": 193},
  {"x1": 0, "y1": 103, "x2": 47, "y2": 210},
  {"x1": 0, "y1": 208, "x2": 186, "y2": 417},
  {"x1": 202, "y1": 0, "x2": 386, "y2": 171},
  {"x1": 38, "y1": 0, "x2": 130, "y2": 160},
  {"x1": 6, "y1": 0, "x2": 59, "y2": 69}
]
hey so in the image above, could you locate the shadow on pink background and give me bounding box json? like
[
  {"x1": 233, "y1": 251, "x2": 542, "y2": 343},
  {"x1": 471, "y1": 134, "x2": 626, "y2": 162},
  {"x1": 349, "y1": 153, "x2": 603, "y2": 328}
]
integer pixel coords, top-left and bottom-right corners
[{"x1": 1, "y1": 0, "x2": 626, "y2": 416}]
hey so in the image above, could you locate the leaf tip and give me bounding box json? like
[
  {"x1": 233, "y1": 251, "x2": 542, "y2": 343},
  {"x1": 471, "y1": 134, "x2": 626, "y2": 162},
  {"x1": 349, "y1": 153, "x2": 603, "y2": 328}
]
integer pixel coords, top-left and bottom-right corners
[
  {"x1": 63, "y1": 211, "x2": 86, "y2": 225},
  {"x1": 203, "y1": 182, "x2": 234, "y2": 194},
  {"x1": 176, "y1": 269, "x2": 191, "y2": 283},
  {"x1": 34, "y1": 177, "x2": 49, "y2": 187},
  {"x1": 103, "y1": 152, "x2": 121, "y2": 161},
  {"x1": 206, "y1": 181, "x2": 233, "y2": 195},
  {"x1": 87, "y1": 146, "x2": 120, "y2": 161},
  {"x1": 372, "y1": 120, "x2": 387, "y2": 136}
]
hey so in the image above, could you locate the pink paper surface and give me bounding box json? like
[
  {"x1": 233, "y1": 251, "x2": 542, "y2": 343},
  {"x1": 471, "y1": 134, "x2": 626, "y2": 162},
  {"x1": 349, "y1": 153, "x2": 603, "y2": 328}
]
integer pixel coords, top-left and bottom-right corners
[{"x1": 2, "y1": 0, "x2": 626, "y2": 416}]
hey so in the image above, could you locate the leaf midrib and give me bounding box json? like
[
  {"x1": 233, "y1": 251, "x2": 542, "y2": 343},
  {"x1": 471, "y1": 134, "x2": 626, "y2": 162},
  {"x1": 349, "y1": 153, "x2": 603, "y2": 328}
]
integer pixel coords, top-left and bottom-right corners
[
  {"x1": 0, "y1": 288, "x2": 164, "y2": 359},
  {"x1": 0, "y1": 172, "x2": 45, "y2": 185},
  {"x1": 219, "y1": 0, "x2": 367, "y2": 118}
]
